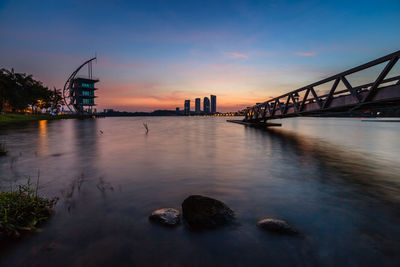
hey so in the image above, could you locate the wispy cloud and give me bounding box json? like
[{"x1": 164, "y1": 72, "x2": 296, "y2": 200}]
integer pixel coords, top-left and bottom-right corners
[
  {"x1": 295, "y1": 51, "x2": 318, "y2": 57},
  {"x1": 224, "y1": 52, "x2": 249, "y2": 59}
]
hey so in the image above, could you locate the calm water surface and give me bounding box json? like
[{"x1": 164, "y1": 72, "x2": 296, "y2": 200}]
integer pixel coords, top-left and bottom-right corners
[{"x1": 1, "y1": 117, "x2": 400, "y2": 266}]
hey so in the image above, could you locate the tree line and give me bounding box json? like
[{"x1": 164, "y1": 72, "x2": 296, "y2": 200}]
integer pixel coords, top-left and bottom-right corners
[{"x1": 0, "y1": 68, "x2": 63, "y2": 113}]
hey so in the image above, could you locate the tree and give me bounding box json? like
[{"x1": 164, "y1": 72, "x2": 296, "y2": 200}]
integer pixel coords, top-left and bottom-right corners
[
  {"x1": 0, "y1": 67, "x2": 59, "y2": 113},
  {"x1": 0, "y1": 69, "x2": 8, "y2": 112},
  {"x1": 50, "y1": 87, "x2": 64, "y2": 113},
  {"x1": 0, "y1": 69, "x2": 30, "y2": 111}
]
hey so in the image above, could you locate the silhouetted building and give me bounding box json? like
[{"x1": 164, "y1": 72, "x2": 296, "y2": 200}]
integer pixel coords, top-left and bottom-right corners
[
  {"x1": 203, "y1": 97, "x2": 210, "y2": 114},
  {"x1": 195, "y1": 98, "x2": 201, "y2": 114},
  {"x1": 64, "y1": 57, "x2": 98, "y2": 114},
  {"x1": 184, "y1": 100, "x2": 190, "y2": 115},
  {"x1": 211, "y1": 95, "x2": 216, "y2": 113}
]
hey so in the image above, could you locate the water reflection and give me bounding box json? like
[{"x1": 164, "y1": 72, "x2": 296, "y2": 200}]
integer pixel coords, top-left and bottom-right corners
[
  {"x1": 263, "y1": 127, "x2": 400, "y2": 204},
  {"x1": 38, "y1": 120, "x2": 48, "y2": 155}
]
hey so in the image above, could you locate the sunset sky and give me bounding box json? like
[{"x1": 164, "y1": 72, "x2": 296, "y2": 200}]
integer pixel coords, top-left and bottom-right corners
[{"x1": 1, "y1": 0, "x2": 399, "y2": 112}]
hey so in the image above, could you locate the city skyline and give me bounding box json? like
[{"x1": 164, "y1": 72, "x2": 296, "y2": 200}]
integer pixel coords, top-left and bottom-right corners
[
  {"x1": 183, "y1": 95, "x2": 217, "y2": 114},
  {"x1": 1, "y1": 1, "x2": 399, "y2": 112}
]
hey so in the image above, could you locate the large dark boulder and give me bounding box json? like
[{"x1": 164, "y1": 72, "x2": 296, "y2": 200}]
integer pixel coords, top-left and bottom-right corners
[
  {"x1": 257, "y1": 218, "x2": 299, "y2": 235},
  {"x1": 182, "y1": 195, "x2": 235, "y2": 229},
  {"x1": 149, "y1": 208, "x2": 181, "y2": 226}
]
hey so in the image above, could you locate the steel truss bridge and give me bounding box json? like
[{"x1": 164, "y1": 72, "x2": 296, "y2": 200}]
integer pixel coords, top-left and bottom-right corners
[{"x1": 243, "y1": 50, "x2": 400, "y2": 122}]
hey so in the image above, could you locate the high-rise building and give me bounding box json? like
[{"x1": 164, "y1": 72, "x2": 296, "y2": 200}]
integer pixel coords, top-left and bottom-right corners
[
  {"x1": 211, "y1": 95, "x2": 216, "y2": 113},
  {"x1": 195, "y1": 98, "x2": 201, "y2": 114},
  {"x1": 203, "y1": 97, "x2": 210, "y2": 114},
  {"x1": 184, "y1": 100, "x2": 190, "y2": 115}
]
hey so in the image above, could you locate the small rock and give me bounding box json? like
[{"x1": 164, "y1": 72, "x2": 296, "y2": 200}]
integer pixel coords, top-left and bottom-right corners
[
  {"x1": 257, "y1": 218, "x2": 299, "y2": 235},
  {"x1": 182, "y1": 195, "x2": 235, "y2": 229},
  {"x1": 149, "y1": 208, "x2": 181, "y2": 226}
]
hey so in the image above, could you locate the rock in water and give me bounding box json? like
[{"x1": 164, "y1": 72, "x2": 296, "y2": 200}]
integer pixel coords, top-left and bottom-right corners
[
  {"x1": 182, "y1": 195, "x2": 235, "y2": 229},
  {"x1": 257, "y1": 218, "x2": 299, "y2": 235},
  {"x1": 149, "y1": 208, "x2": 181, "y2": 226}
]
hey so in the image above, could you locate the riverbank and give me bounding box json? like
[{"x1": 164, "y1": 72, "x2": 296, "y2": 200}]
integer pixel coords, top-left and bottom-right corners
[
  {"x1": 0, "y1": 179, "x2": 58, "y2": 237},
  {"x1": 0, "y1": 113, "x2": 98, "y2": 126}
]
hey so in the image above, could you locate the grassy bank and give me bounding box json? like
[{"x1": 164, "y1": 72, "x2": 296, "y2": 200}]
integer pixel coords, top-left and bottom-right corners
[
  {"x1": 0, "y1": 179, "x2": 58, "y2": 237},
  {"x1": 0, "y1": 113, "x2": 95, "y2": 126}
]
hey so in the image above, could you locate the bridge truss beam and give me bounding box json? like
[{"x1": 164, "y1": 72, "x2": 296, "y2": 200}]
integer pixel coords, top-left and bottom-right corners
[{"x1": 244, "y1": 50, "x2": 400, "y2": 121}]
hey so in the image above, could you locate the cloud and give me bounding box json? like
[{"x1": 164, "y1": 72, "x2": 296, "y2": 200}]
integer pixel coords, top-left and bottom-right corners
[
  {"x1": 295, "y1": 51, "x2": 318, "y2": 57},
  {"x1": 224, "y1": 52, "x2": 249, "y2": 59}
]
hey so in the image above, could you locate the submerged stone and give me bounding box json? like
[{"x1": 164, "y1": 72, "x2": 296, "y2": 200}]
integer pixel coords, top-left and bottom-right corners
[
  {"x1": 149, "y1": 208, "x2": 181, "y2": 226},
  {"x1": 182, "y1": 195, "x2": 235, "y2": 229},
  {"x1": 257, "y1": 218, "x2": 299, "y2": 235}
]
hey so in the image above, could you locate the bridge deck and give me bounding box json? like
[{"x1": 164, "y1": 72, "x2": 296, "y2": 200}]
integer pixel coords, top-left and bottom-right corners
[{"x1": 227, "y1": 120, "x2": 282, "y2": 127}]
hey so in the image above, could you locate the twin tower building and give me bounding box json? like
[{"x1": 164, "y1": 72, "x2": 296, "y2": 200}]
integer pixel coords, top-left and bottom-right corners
[{"x1": 183, "y1": 95, "x2": 216, "y2": 115}]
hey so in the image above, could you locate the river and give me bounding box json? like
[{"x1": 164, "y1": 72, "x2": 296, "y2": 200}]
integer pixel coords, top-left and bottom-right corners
[{"x1": 1, "y1": 117, "x2": 400, "y2": 266}]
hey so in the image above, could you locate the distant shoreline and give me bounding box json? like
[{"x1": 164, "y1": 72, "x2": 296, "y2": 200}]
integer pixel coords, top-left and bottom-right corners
[{"x1": 99, "y1": 109, "x2": 240, "y2": 117}]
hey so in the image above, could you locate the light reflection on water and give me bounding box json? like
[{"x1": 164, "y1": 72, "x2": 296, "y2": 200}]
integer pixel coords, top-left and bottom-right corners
[{"x1": 1, "y1": 117, "x2": 400, "y2": 266}]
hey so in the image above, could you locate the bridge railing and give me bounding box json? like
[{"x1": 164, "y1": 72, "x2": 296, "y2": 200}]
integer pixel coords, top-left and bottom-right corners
[{"x1": 244, "y1": 50, "x2": 400, "y2": 121}]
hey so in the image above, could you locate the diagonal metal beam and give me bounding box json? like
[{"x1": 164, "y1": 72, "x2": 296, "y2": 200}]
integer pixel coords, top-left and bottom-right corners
[
  {"x1": 260, "y1": 105, "x2": 266, "y2": 119},
  {"x1": 263, "y1": 104, "x2": 269, "y2": 118},
  {"x1": 300, "y1": 88, "x2": 311, "y2": 112},
  {"x1": 256, "y1": 106, "x2": 261, "y2": 119},
  {"x1": 277, "y1": 99, "x2": 284, "y2": 115},
  {"x1": 363, "y1": 56, "x2": 399, "y2": 102},
  {"x1": 310, "y1": 87, "x2": 322, "y2": 108},
  {"x1": 266, "y1": 103, "x2": 272, "y2": 116},
  {"x1": 323, "y1": 78, "x2": 340, "y2": 109},
  {"x1": 283, "y1": 95, "x2": 291, "y2": 114},
  {"x1": 291, "y1": 94, "x2": 300, "y2": 112},
  {"x1": 271, "y1": 99, "x2": 278, "y2": 116},
  {"x1": 284, "y1": 93, "x2": 298, "y2": 113},
  {"x1": 341, "y1": 76, "x2": 361, "y2": 102}
]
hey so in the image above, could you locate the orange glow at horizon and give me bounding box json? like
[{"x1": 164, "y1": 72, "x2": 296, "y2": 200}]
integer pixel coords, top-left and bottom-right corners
[
  {"x1": 96, "y1": 88, "x2": 273, "y2": 112},
  {"x1": 93, "y1": 72, "x2": 293, "y2": 112}
]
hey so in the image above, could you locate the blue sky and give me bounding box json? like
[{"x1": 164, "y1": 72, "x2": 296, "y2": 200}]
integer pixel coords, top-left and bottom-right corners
[{"x1": 0, "y1": 0, "x2": 399, "y2": 111}]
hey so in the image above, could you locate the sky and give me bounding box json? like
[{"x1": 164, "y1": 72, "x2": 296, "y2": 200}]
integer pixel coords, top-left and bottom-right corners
[{"x1": 0, "y1": 0, "x2": 399, "y2": 112}]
